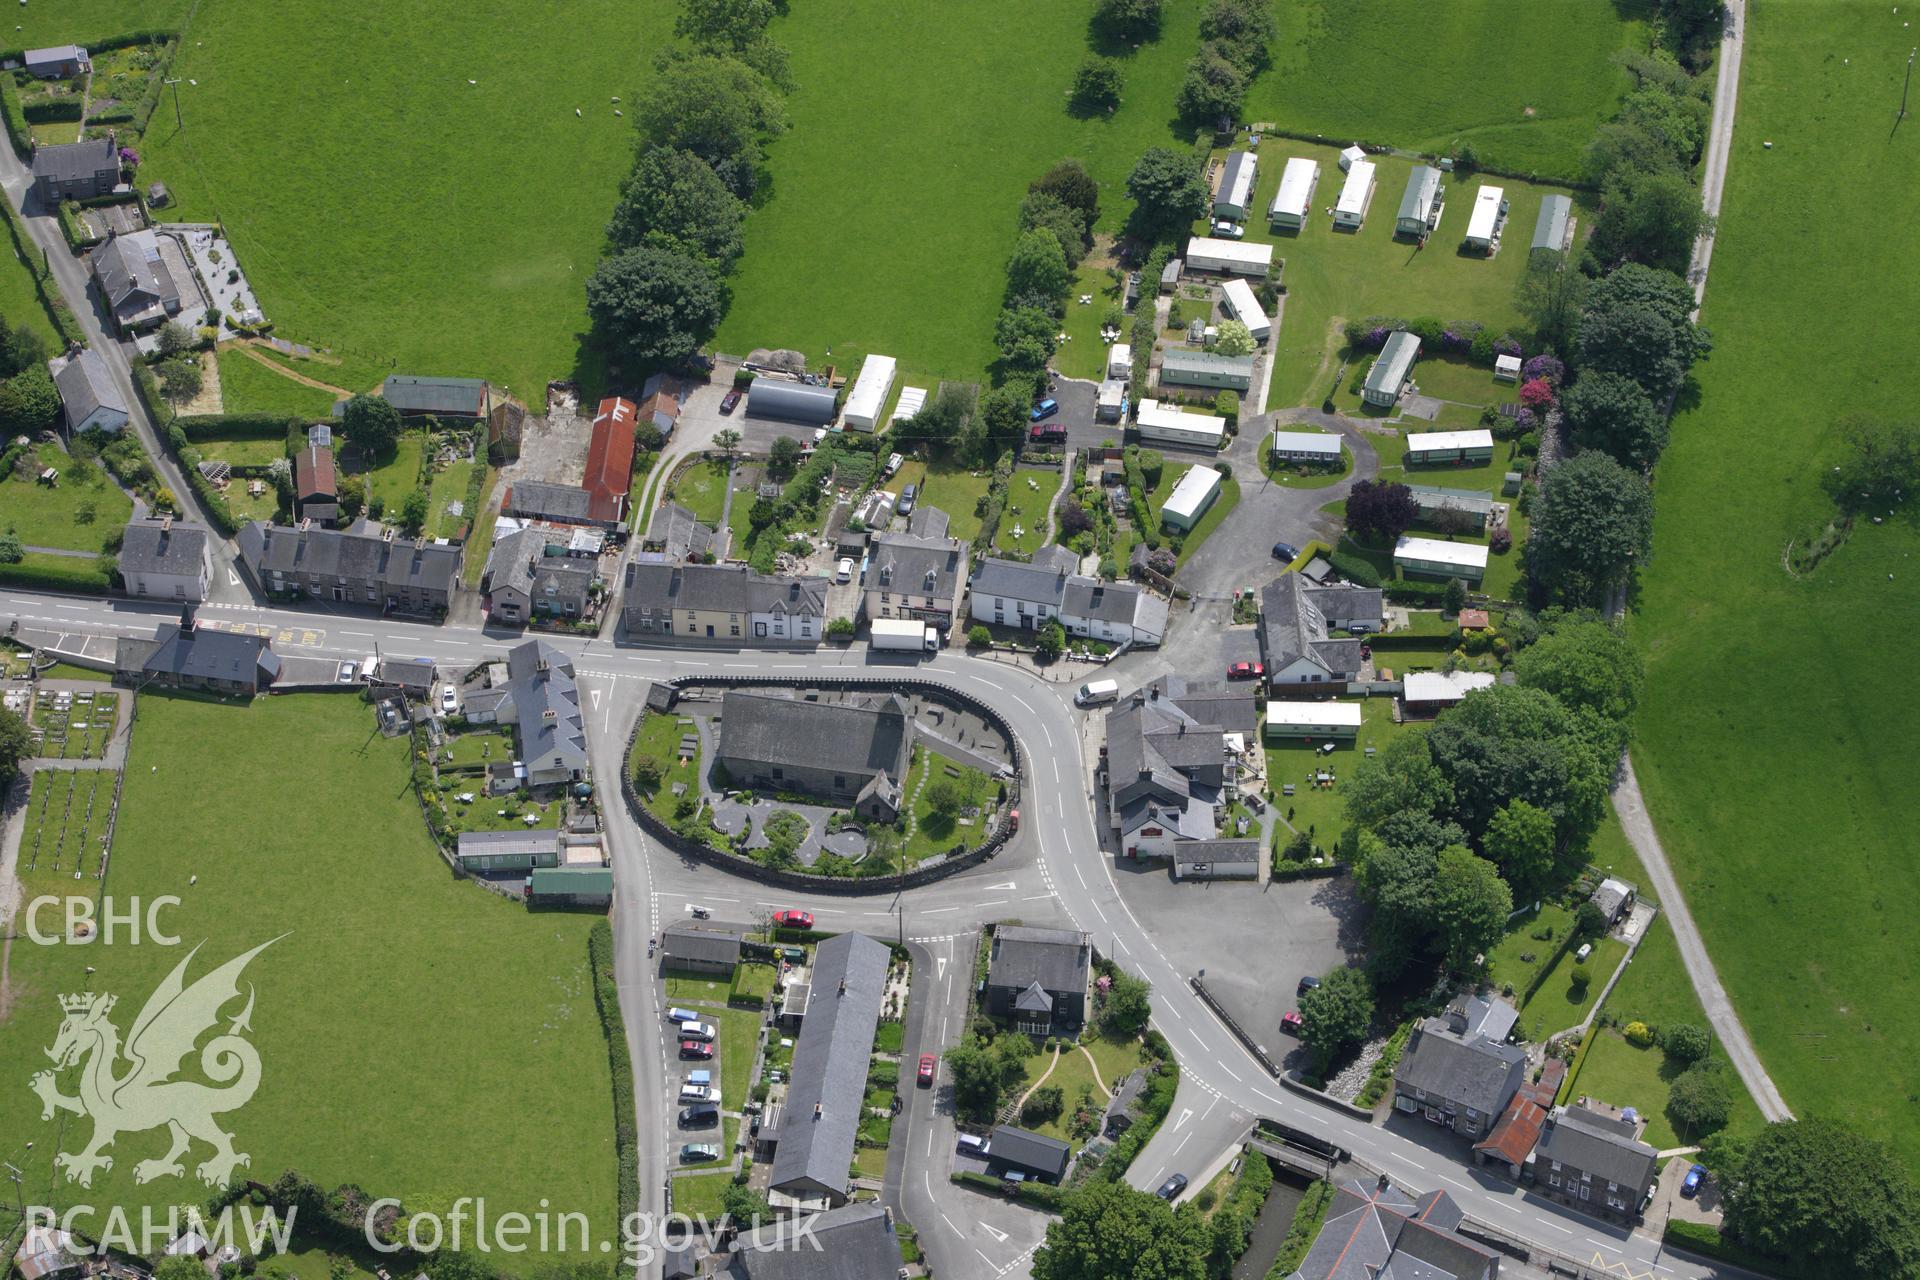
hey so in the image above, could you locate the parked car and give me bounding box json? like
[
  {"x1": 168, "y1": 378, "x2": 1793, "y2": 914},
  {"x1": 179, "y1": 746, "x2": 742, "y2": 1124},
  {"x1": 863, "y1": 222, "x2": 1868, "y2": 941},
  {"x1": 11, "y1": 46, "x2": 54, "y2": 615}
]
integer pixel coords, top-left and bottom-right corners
[
  {"x1": 1297, "y1": 975, "x2": 1321, "y2": 997},
  {"x1": 1681, "y1": 1164, "x2": 1707, "y2": 1198},
  {"x1": 678, "y1": 1083, "x2": 714, "y2": 1103},
  {"x1": 1029, "y1": 397, "x2": 1060, "y2": 422},
  {"x1": 680, "y1": 1103, "x2": 720, "y2": 1128},
  {"x1": 1280, "y1": 1011, "x2": 1304, "y2": 1035},
  {"x1": 335, "y1": 661, "x2": 356, "y2": 684},
  {"x1": 773, "y1": 909, "x2": 814, "y2": 929},
  {"x1": 1156, "y1": 1173, "x2": 1189, "y2": 1200},
  {"x1": 1211, "y1": 219, "x2": 1246, "y2": 239},
  {"x1": 677, "y1": 1020, "x2": 717, "y2": 1043},
  {"x1": 1271, "y1": 541, "x2": 1299, "y2": 561},
  {"x1": 686, "y1": 1069, "x2": 712, "y2": 1086},
  {"x1": 439, "y1": 686, "x2": 458, "y2": 715},
  {"x1": 1227, "y1": 661, "x2": 1265, "y2": 680},
  {"x1": 666, "y1": 1007, "x2": 700, "y2": 1025},
  {"x1": 918, "y1": 1054, "x2": 936, "y2": 1087},
  {"x1": 956, "y1": 1133, "x2": 988, "y2": 1155},
  {"x1": 680, "y1": 1143, "x2": 721, "y2": 1164},
  {"x1": 719, "y1": 389, "x2": 742, "y2": 414},
  {"x1": 1030, "y1": 421, "x2": 1068, "y2": 445},
  {"x1": 679, "y1": 1039, "x2": 713, "y2": 1060},
  {"x1": 835, "y1": 558, "x2": 854, "y2": 583},
  {"x1": 812, "y1": 427, "x2": 829, "y2": 447},
  {"x1": 884, "y1": 452, "x2": 904, "y2": 476},
  {"x1": 897, "y1": 483, "x2": 918, "y2": 515}
]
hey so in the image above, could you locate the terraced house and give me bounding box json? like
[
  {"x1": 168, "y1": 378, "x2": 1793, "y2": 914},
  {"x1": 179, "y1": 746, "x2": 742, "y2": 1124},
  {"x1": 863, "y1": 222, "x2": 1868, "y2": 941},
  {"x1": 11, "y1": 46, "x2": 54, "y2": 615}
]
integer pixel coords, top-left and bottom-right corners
[
  {"x1": 968, "y1": 546, "x2": 1168, "y2": 646},
  {"x1": 622, "y1": 561, "x2": 829, "y2": 645},
  {"x1": 864, "y1": 531, "x2": 964, "y2": 629},
  {"x1": 237, "y1": 519, "x2": 462, "y2": 614}
]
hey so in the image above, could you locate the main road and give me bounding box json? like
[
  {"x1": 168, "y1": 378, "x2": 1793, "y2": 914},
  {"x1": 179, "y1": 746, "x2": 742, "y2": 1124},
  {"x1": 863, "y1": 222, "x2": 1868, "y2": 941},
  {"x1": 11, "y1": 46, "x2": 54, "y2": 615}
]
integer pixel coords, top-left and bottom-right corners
[{"x1": 4, "y1": 586, "x2": 1738, "y2": 1280}]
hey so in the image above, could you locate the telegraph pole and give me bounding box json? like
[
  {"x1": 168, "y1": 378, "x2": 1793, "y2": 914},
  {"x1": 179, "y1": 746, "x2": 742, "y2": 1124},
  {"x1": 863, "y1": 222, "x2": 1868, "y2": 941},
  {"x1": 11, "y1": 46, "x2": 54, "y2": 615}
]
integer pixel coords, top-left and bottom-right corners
[
  {"x1": 1903, "y1": 48, "x2": 1917, "y2": 124},
  {"x1": 163, "y1": 77, "x2": 184, "y2": 130}
]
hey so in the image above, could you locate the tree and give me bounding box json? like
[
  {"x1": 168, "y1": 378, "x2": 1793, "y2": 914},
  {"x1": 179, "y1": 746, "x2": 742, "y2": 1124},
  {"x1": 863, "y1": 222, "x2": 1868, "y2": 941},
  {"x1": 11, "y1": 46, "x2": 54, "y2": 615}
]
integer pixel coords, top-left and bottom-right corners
[
  {"x1": 1561, "y1": 371, "x2": 1667, "y2": 470},
  {"x1": 1070, "y1": 56, "x2": 1123, "y2": 115},
  {"x1": 1092, "y1": 0, "x2": 1165, "y2": 43},
  {"x1": 1431, "y1": 845, "x2": 1512, "y2": 971},
  {"x1": 1592, "y1": 168, "x2": 1711, "y2": 276},
  {"x1": 967, "y1": 624, "x2": 991, "y2": 648},
  {"x1": 154, "y1": 1258, "x2": 208, "y2": 1280},
  {"x1": 1059, "y1": 501, "x2": 1094, "y2": 538},
  {"x1": 1574, "y1": 900, "x2": 1608, "y2": 941},
  {"x1": 0, "y1": 314, "x2": 45, "y2": 379},
  {"x1": 634, "y1": 54, "x2": 788, "y2": 197},
  {"x1": 978, "y1": 384, "x2": 1033, "y2": 453},
  {"x1": 0, "y1": 705, "x2": 30, "y2": 783},
  {"x1": 996, "y1": 305, "x2": 1061, "y2": 363},
  {"x1": 1198, "y1": 0, "x2": 1277, "y2": 72},
  {"x1": 1343, "y1": 732, "x2": 1453, "y2": 830},
  {"x1": 1126, "y1": 147, "x2": 1209, "y2": 241},
  {"x1": 1102, "y1": 970, "x2": 1152, "y2": 1036},
  {"x1": 156, "y1": 320, "x2": 195, "y2": 356},
  {"x1": 1514, "y1": 618, "x2": 1644, "y2": 724},
  {"x1": 672, "y1": 0, "x2": 790, "y2": 83},
  {"x1": 1006, "y1": 228, "x2": 1072, "y2": 306},
  {"x1": 903, "y1": 384, "x2": 969, "y2": 445},
  {"x1": 946, "y1": 1034, "x2": 1005, "y2": 1119},
  {"x1": 1721, "y1": 1117, "x2": 1920, "y2": 1275},
  {"x1": 1344, "y1": 480, "x2": 1418, "y2": 544},
  {"x1": 1667, "y1": 1063, "x2": 1731, "y2": 1135},
  {"x1": 1022, "y1": 1084, "x2": 1065, "y2": 1125},
  {"x1": 1031, "y1": 159, "x2": 1100, "y2": 226},
  {"x1": 1575, "y1": 263, "x2": 1708, "y2": 394},
  {"x1": 399, "y1": 488, "x2": 430, "y2": 534},
  {"x1": 1019, "y1": 191, "x2": 1091, "y2": 268},
  {"x1": 1425, "y1": 683, "x2": 1613, "y2": 851},
  {"x1": 336, "y1": 474, "x2": 367, "y2": 520},
  {"x1": 713, "y1": 427, "x2": 743, "y2": 456},
  {"x1": 1484, "y1": 800, "x2": 1556, "y2": 901},
  {"x1": 1033, "y1": 1179, "x2": 1210, "y2": 1280},
  {"x1": 0, "y1": 364, "x2": 61, "y2": 434},
  {"x1": 606, "y1": 145, "x2": 746, "y2": 267},
  {"x1": 1526, "y1": 450, "x2": 1654, "y2": 607},
  {"x1": 157, "y1": 357, "x2": 203, "y2": 404},
  {"x1": 1660, "y1": 1022, "x2": 1711, "y2": 1064},
  {"x1": 767, "y1": 434, "x2": 802, "y2": 479},
  {"x1": 1212, "y1": 319, "x2": 1255, "y2": 358},
  {"x1": 1298, "y1": 967, "x2": 1374, "y2": 1071},
  {"x1": 1442, "y1": 577, "x2": 1468, "y2": 615},
  {"x1": 1823, "y1": 414, "x2": 1920, "y2": 515},
  {"x1": 343, "y1": 393, "x2": 404, "y2": 455},
  {"x1": 926, "y1": 775, "x2": 966, "y2": 821},
  {"x1": 0, "y1": 530, "x2": 21, "y2": 565},
  {"x1": 1034, "y1": 619, "x2": 1066, "y2": 661},
  {"x1": 586, "y1": 245, "x2": 725, "y2": 371},
  {"x1": 719, "y1": 1182, "x2": 772, "y2": 1230},
  {"x1": 1175, "y1": 46, "x2": 1246, "y2": 123},
  {"x1": 1516, "y1": 256, "x2": 1588, "y2": 356}
]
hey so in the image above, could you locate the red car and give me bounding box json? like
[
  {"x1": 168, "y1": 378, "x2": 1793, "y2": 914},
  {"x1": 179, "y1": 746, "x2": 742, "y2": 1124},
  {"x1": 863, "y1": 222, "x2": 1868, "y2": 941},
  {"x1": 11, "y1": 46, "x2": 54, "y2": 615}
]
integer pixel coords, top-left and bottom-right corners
[
  {"x1": 1280, "y1": 1011, "x2": 1303, "y2": 1035},
  {"x1": 918, "y1": 1054, "x2": 937, "y2": 1087},
  {"x1": 680, "y1": 1039, "x2": 714, "y2": 1060},
  {"x1": 1227, "y1": 661, "x2": 1265, "y2": 680},
  {"x1": 773, "y1": 909, "x2": 814, "y2": 930},
  {"x1": 719, "y1": 388, "x2": 742, "y2": 414}
]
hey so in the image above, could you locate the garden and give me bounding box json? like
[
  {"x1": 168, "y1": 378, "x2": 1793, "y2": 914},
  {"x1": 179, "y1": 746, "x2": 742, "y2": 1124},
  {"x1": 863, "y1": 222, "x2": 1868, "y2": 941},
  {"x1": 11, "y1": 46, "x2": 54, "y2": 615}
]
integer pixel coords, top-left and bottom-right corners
[
  {"x1": 2, "y1": 439, "x2": 133, "y2": 553},
  {"x1": 1264, "y1": 696, "x2": 1412, "y2": 862}
]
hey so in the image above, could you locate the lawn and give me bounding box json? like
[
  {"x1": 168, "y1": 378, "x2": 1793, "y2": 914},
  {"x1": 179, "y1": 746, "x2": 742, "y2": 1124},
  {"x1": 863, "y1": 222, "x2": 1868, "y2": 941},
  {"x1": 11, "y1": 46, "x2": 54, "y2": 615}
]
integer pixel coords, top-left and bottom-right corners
[
  {"x1": 1486, "y1": 904, "x2": 1575, "y2": 1007},
  {"x1": 1, "y1": 442, "x2": 133, "y2": 553},
  {"x1": 4, "y1": 0, "x2": 192, "y2": 47},
  {"x1": 1247, "y1": 0, "x2": 1649, "y2": 181},
  {"x1": 664, "y1": 967, "x2": 735, "y2": 1005},
  {"x1": 995, "y1": 468, "x2": 1061, "y2": 556},
  {"x1": 215, "y1": 347, "x2": 339, "y2": 419},
  {"x1": 888, "y1": 456, "x2": 993, "y2": 544},
  {"x1": 1353, "y1": 430, "x2": 1529, "y2": 601},
  {"x1": 427, "y1": 456, "x2": 483, "y2": 538},
  {"x1": 0, "y1": 225, "x2": 61, "y2": 351},
  {"x1": 1574, "y1": 917, "x2": 1766, "y2": 1154},
  {"x1": 197, "y1": 435, "x2": 292, "y2": 467},
  {"x1": 1626, "y1": 0, "x2": 1920, "y2": 1165},
  {"x1": 140, "y1": 0, "x2": 675, "y2": 404},
  {"x1": 247, "y1": 345, "x2": 395, "y2": 399},
  {"x1": 1263, "y1": 697, "x2": 1411, "y2": 856},
  {"x1": 662, "y1": 458, "x2": 731, "y2": 527},
  {"x1": 0, "y1": 693, "x2": 615, "y2": 1259},
  {"x1": 903, "y1": 748, "x2": 991, "y2": 867},
  {"x1": 358, "y1": 431, "x2": 426, "y2": 512},
  {"x1": 631, "y1": 710, "x2": 705, "y2": 824},
  {"x1": 668, "y1": 1170, "x2": 735, "y2": 1220},
  {"x1": 1057, "y1": 255, "x2": 1126, "y2": 383},
  {"x1": 712, "y1": 0, "x2": 1203, "y2": 379},
  {"x1": 715, "y1": 1006, "x2": 763, "y2": 1106}
]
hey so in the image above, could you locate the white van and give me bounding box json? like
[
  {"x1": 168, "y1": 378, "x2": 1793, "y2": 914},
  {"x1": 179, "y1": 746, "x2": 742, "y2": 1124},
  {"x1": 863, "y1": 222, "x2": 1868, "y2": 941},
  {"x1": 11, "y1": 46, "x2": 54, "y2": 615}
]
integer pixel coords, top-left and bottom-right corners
[{"x1": 1075, "y1": 679, "x2": 1120, "y2": 708}]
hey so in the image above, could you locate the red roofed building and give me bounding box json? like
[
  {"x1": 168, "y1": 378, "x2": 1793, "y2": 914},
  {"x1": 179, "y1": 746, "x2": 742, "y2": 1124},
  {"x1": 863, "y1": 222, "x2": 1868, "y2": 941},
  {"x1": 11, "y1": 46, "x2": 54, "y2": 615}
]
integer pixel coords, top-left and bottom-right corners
[
  {"x1": 1472, "y1": 1059, "x2": 1565, "y2": 1180},
  {"x1": 584, "y1": 398, "x2": 638, "y2": 526},
  {"x1": 295, "y1": 444, "x2": 338, "y2": 526}
]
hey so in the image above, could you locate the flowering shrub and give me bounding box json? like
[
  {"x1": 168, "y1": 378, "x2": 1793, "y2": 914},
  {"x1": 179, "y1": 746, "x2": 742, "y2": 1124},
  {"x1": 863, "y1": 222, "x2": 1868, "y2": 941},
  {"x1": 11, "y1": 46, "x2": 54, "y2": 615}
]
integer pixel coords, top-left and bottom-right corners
[
  {"x1": 1521, "y1": 353, "x2": 1565, "y2": 385},
  {"x1": 1519, "y1": 378, "x2": 1556, "y2": 409},
  {"x1": 1512, "y1": 406, "x2": 1538, "y2": 433},
  {"x1": 1625, "y1": 1021, "x2": 1655, "y2": 1047},
  {"x1": 1493, "y1": 336, "x2": 1523, "y2": 358},
  {"x1": 1490, "y1": 527, "x2": 1513, "y2": 553}
]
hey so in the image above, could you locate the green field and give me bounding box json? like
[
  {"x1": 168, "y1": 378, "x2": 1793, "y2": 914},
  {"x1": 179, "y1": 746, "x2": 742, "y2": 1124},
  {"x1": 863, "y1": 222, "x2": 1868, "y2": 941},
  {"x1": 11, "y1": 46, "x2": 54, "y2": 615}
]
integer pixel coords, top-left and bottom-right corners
[
  {"x1": 140, "y1": 0, "x2": 673, "y2": 404},
  {"x1": 1249, "y1": 0, "x2": 1650, "y2": 180},
  {"x1": 1628, "y1": 0, "x2": 1920, "y2": 1165},
  {"x1": 0, "y1": 694, "x2": 615, "y2": 1254},
  {"x1": 0, "y1": 236, "x2": 61, "y2": 350},
  {"x1": 713, "y1": 0, "x2": 1203, "y2": 379},
  {"x1": 1, "y1": 1, "x2": 192, "y2": 47},
  {"x1": 215, "y1": 347, "x2": 339, "y2": 419},
  {"x1": 1, "y1": 442, "x2": 133, "y2": 553}
]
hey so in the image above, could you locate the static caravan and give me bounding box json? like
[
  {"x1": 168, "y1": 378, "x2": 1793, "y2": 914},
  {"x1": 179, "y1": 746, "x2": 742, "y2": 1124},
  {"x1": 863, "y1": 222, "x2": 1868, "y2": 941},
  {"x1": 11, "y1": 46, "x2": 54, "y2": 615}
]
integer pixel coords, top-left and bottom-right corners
[
  {"x1": 1403, "y1": 671, "x2": 1496, "y2": 716},
  {"x1": 1159, "y1": 348, "x2": 1255, "y2": 392},
  {"x1": 747, "y1": 378, "x2": 838, "y2": 424},
  {"x1": 1214, "y1": 150, "x2": 1257, "y2": 221},
  {"x1": 889, "y1": 384, "x2": 927, "y2": 425},
  {"x1": 1463, "y1": 186, "x2": 1505, "y2": 253},
  {"x1": 1333, "y1": 161, "x2": 1376, "y2": 229},
  {"x1": 1262, "y1": 701, "x2": 1363, "y2": 742},
  {"x1": 1361, "y1": 331, "x2": 1420, "y2": 407},
  {"x1": 1220, "y1": 277, "x2": 1270, "y2": 343},
  {"x1": 1532, "y1": 194, "x2": 1573, "y2": 256},
  {"x1": 1134, "y1": 399, "x2": 1227, "y2": 451},
  {"x1": 1270, "y1": 430, "x2": 1342, "y2": 466},
  {"x1": 1268, "y1": 157, "x2": 1320, "y2": 230},
  {"x1": 1393, "y1": 535, "x2": 1489, "y2": 583},
  {"x1": 1404, "y1": 428, "x2": 1495, "y2": 465},
  {"x1": 840, "y1": 353, "x2": 896, "y2": 432},
  {"x1": 1395, "y1": 165, "x2": 1444, "y2": 237},
  {"x1": 1185, "y1": 235, "x2": 1274, "y2": 277},
  {"x1": 1095, "y1": 378, "x2": 1127, "y2": 423},
  {"x1": 1107, "y1": 342, "x2": 1133, "y2": 380},
  {"x1": 1159, "y1": 465, "x2": 1222, "y2": 532}
]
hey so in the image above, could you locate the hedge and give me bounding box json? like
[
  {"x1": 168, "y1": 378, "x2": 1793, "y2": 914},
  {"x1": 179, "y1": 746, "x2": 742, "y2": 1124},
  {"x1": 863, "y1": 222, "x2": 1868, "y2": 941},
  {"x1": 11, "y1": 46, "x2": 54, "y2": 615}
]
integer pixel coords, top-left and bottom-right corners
[
  {"x1": 176, "y1": 412, "x2": 304, "y2": 442},
  {"x1": 23, "y1": 98, "x2": 84, "y2": 124},
  {"x1": 0, "y1": 77, "x2": 30, "y2": 159},
  {"x1": 0, "y1": 556, "x2": 112, "y2": 595},
  {"x1": 1384, "y1": 579, "x2": 1453, "y2": 605},
  {"x1": 589, "y1": 921, "x2": 641, "y2": 1231},
  {"x1": 1327, "y1": 549, "x2": 1381, "y2": 588},
  {"x1": 0, "y1": 186, "x2": 85, "y2": 344},
  {"x1": 950, "y1": 1170, "x2": 1066, "y2": 1211}
]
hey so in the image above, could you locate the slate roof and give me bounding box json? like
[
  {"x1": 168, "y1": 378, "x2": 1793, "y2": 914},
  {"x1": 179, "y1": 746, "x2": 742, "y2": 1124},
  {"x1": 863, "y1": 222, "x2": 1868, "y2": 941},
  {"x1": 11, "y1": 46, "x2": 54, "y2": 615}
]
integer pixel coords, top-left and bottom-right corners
[
  {"x1": 504, "y1": 639, "x2": 587, "y2": 773},
  {"x1": 868, "y1": 532, "x2": 961, "y2": 600},
  {"x1": 769, "y1": 933, "x2": 891, "y2": 1198},
  {"x1": 970, "y1": 556, "x2": 1070, "y2": 609},
  {"x1": 1061, "y1": 577, "x2": 1144, "y2": 625},
  {"x1": 623, "y1": 562, "x2": 829, "y2": 622},
  {"x1": 731, "y1": 1202, "x2": 899, "y2": 1280},
  {"x1": 718, "y1": 690, "x2": 912, "y2": 782},
  {"x1": 1103, "y1": 676, "x2": 1251, "y2": 843},
  {"x1": 988, "y1": 925, "x2": 1089, "y2": 998},
  {"x1": 906, "y1": 505, "x2": 950, "y2": 541},
  {"x1": 31, "y1": 135, "x2": 115, "y2": 185},
  {"x1": 132, "y1": 623, "x2": 279, "y2": 687},
  {"x1": 644, "y1": 501, "x2": 715, "y2": 561},
  {"x1": 505, "y1": 480, "x2": 596, "y2": 523},
  {"x1": 1534, "y1": 1105, "x2": 1659, "y2": 1193},
  {"x1": 456, "y1": 829, "x2": 562, "y2": 860},
  {"x1": 90, "y1": 231, "x2": 181, "y2": 320},
  {"x1": 661, "y1": 924, "x2": 744, "y2": 967},
  {"x1": 237, "y1": 520, "x2": 462, "y2": 598},
  {"x1": 1289, "y1": 1179, "x2": 1496, "y2": 1280},
  {"x1": 383, "y1": 375, "x2": 487, "y2": 417},
  {"x1": 988, "y1": 1126, "x2": 1071, "y2": 1181},
  {"x1": 1394, "y1": 1016, "x2": 1526, "y2": 1120},
  {"x1": 487, "y1": 528, "x2": 595, "y2": 607},
  {"x1": 1140, "y1": 675, "x2": 1255, "y2": 733},
  {"x1": 1171, "y1": 839, "x2": 1262, "y2": 865},
  {"x1": 117, "y1": 520, "x2": 207, "y2": 579},
  {"x1": 1259, "y1": 574, "x2": 1378, "y2": 678},
  {"x1": 51, "y1": 348, "x2": 126, "y2": 430}
]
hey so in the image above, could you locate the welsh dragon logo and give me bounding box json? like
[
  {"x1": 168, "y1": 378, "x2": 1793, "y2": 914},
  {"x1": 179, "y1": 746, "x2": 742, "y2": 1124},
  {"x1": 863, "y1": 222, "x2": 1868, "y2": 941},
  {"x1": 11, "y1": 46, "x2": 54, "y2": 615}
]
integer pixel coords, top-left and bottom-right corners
[{"x1": 30, "y1": 938, "x2": 281, "y2": 1187}]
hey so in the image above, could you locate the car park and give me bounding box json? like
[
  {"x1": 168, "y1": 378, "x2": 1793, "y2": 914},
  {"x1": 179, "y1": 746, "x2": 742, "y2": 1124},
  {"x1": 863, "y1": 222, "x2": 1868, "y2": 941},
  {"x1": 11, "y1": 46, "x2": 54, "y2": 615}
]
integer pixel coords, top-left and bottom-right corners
[
  {"x1": 680, "y1": 1103, "x2": 720, "y2": 1128},
  {"x1": 1681, "y1": 1164, "x2": 1707, "y2": 1198},
  {"x1": 773, "y1": 909, "x2": 815, "y2": 929},
  {"x1": 719, "y1": 389, "x2": 742, "y2": 414},
  {"x1": 918, "y1": 1054, "x2": 936, "y2": 1087},
  {"x1": 680, "y1": 1143, "x2": 720, "y2": 1164},
  {"x1": 1156, "y1": 1173, "x2": 1189, "y2": 1200},
  {"x1": 1281, "y1": 1011, "x2": 1304, "y2": 1034},
  {"x1": 679, "y1": 1039, "x2": 713, "y2": 1060},
  {"x1": 1029, "y1": 397, "x2": 1060, "y2": 421}
]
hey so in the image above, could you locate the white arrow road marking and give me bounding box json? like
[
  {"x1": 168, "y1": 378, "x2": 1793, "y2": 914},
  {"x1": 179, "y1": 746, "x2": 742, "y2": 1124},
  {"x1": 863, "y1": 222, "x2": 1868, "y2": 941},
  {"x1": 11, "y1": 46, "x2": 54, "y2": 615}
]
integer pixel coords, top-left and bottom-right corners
[
  {"x1": 1174, "y1": 1107, "x2": 1192, "y2": 1130},
  {"x1": 980, "y1": 1224, "x2": 1008, "y2": 1243},
  {"x1": 936, "y1": 956, "x2": 947, "y2": 980},
  {"x1": 227, "y1": 568, "x2": 241, "y2": 585}
]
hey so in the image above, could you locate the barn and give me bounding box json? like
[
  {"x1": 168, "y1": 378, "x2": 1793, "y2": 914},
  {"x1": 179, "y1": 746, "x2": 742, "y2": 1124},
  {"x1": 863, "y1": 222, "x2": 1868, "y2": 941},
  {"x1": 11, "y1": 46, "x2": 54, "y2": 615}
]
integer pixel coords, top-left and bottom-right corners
[{"x1": 747, "y1": 378, "x2": 838, "y2": 424}]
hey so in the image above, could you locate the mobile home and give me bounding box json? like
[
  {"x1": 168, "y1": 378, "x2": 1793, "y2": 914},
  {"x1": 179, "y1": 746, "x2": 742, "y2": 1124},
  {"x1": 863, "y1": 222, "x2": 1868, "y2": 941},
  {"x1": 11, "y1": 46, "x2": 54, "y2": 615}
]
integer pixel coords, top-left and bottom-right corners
[
  {"x1": 1404, "y1": 428, "x2": 1494, "y2": 465},
  {"x1": 1463, "y1": 186, "x2": 1505, "y2": 253},
  {"x1": 840, "y1": 353, "x2": 896, "y2": 432},
  {"x1": 1159, "y1": 348, "x2": 1255, "y2": 392},
  {"x1": 1531, "y1": 194, "x2": 1573, "y2": 256},
  {"x1": 1268, "y1": 157, "x2": 1319, "y2": 230},
  {"x1": 1185, "y1": 236, "x2": 1274, "y2": 277},
  {"x1": 1269, "y1": 431, "x2": 1342, "y2": 466},
  {"x1": 1214, "y1": 151, "x2": 1257, "y2": 221},
  {"x1": 1219, "y1": 277, "x2": 1270, "y2": 343},
  {"x1": 1393, "y1": 535, "x2": 1489, "y2": 583},
  {"x1": 1159, "y1": 465, "x2": 1222, "y2": 532},
  {"x1": 1333, "y1": 161, "x2": 1376, "y2": 229},
  {"x1": 1395, "y1": 165, "x2": 1444, "y2": 237},
  {"x1": 1262, "y1": 701, "x2": 1363, "y2": 742},
  {"x1": 1361, "y1": 331, "x2": 1420, "y2": 407},
  {"x1": 1134, "y1": 399, "x2": 1227, "y2": 450}
]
